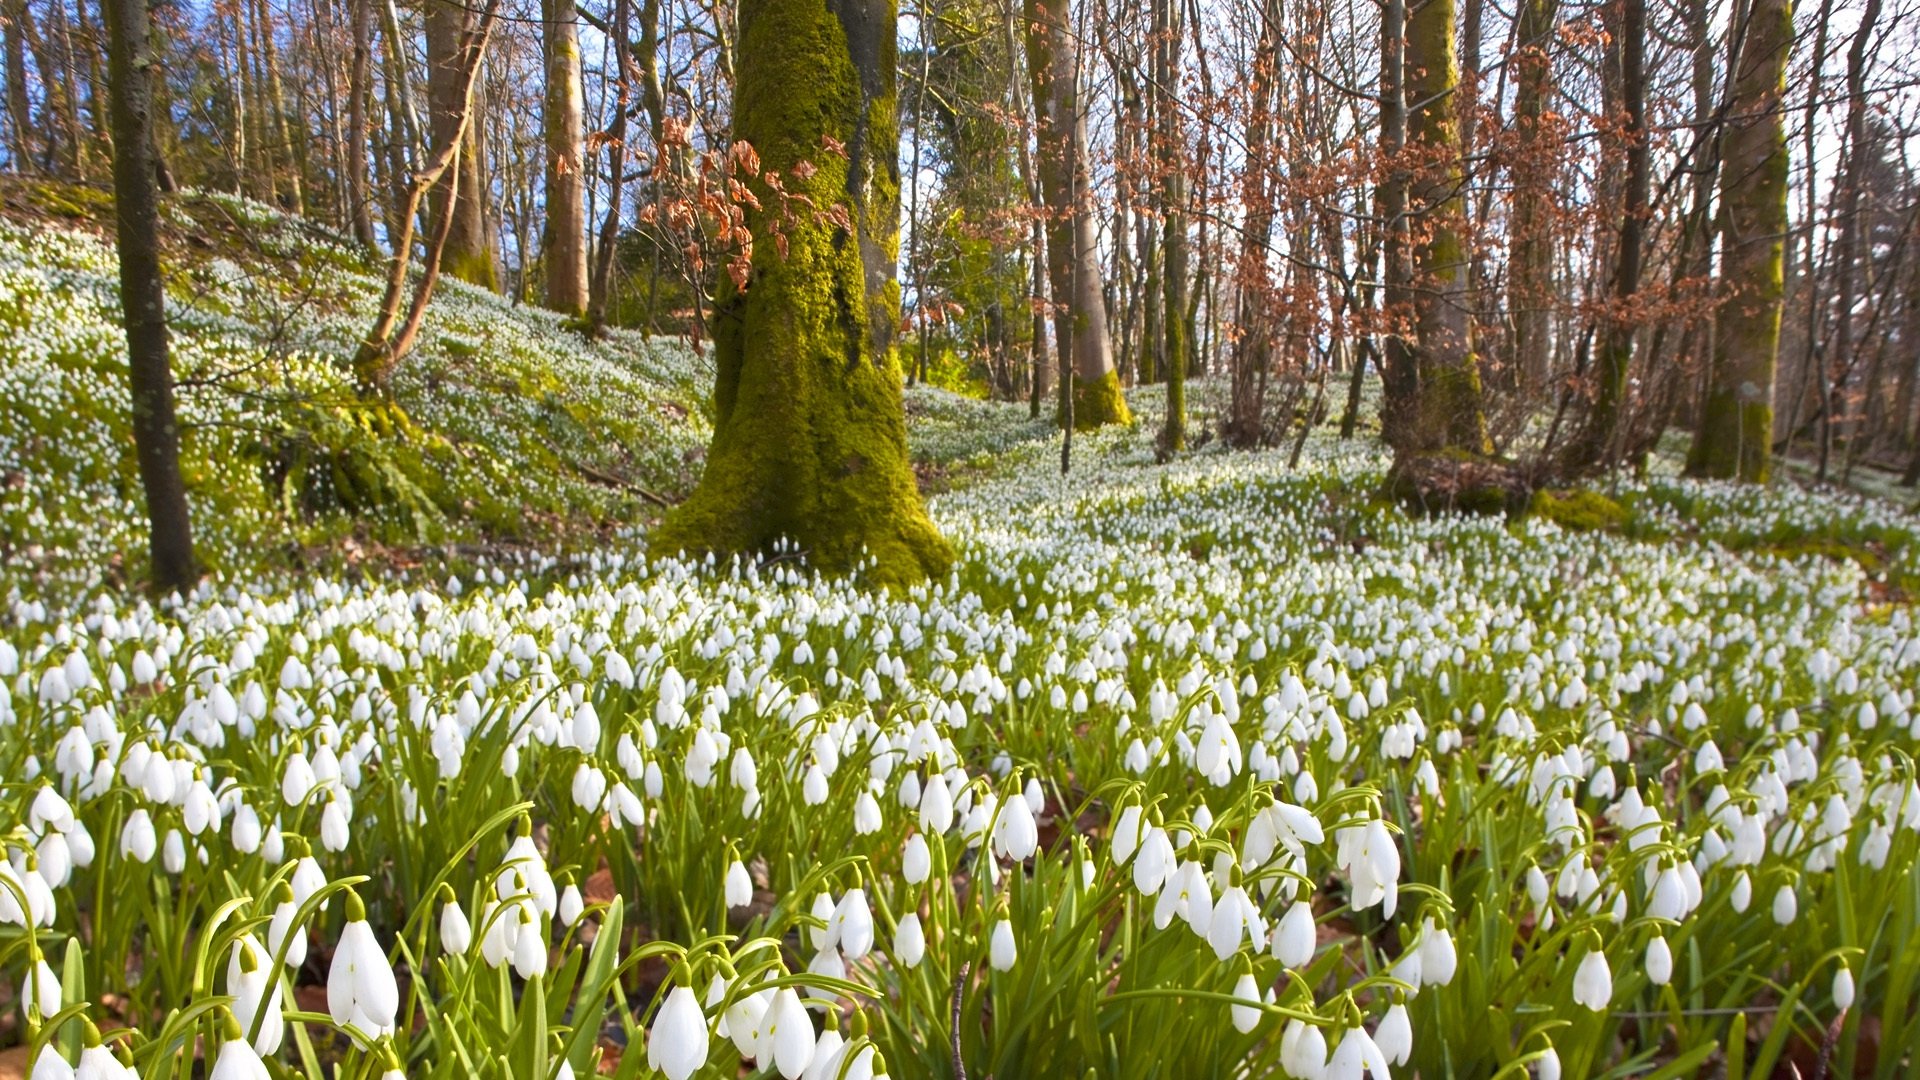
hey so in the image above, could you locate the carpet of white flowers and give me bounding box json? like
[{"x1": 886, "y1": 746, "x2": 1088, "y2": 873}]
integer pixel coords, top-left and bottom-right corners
[
  {"x1": 0, "y1": 192, "x2": 710, "y2": 594},
  {"x1": 4, "y1": 200, "x2": 1920, "y2": 1077}
]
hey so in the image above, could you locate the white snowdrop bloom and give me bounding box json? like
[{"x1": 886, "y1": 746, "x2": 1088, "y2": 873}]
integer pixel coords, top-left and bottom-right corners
[
  {"x1": 1730, "y1": 871, "x2": 1753, "y2": 914},
  {"x1": 1132, "y1": 826, "x2": 1175, "y2": 896},
  {"x1": 319, "y1": 798, "x2": 351, "y2": 852},
  {"x1": 511, "y1": 908, "x2": 548, "y2": 978},
  {"x1": 1374, "y1": 1002, "x2": 1413, "y2": 1066},
  {"x1": 1230, "y1": 972, "x2": 1262, "y2": 1033},
  {"x1": 919, "y1": 772, "x2": 955, "y2": 833},
  {"x1": 1280, "y1": 1018, "x2": 1329, "y2": 1079},
  {"x1": 281, "y1": 751, "x2": 316, "y2": 807},
  {"x1": 119, "y1": 809, "x2": 157, "y2": 863},
  {"x1": 74, "y1": 1041, "x2": 134, "y2": 1080},
  {"x1": 269, "y1": 890, "x2": 308, "y2": 969},
  {"x1": 1418, "y1": 917, "x2": 1457, "y2": 986},
  {"x1": 208, "y1": 1032, "x2": 269, "y2": 1080},
  {"x1": 1571, "y1": 947, "x2": 1613, "y2": 1011},
  {"x1": 1325, "y1": 1024, "x2": 1389, "y2": 1080},
  {"x1": 726, "y1": 859, "x2": 754, "y2": 908},
  {"x1": 757, "y1": 988, "x2": 814, "y2": 1079},
  {"x1": 832, "y1": 888, "x2": 875, "y2": 960},
  {"x1": 1772, "y1": 884, "x2": 1798, "y2": 926},
  {"x1": 1273, "y1": 901, "x2": 1316, "y2": 967},
  {"x1": 1644, "y1": 936, "x2": 1672, "y2": 986},
  {"x1": 440, "y1": 896, "x2": 473, "y2": 955},
  {"x1": 18, "y1": 951, "x2": 61, "y2": 1019},
  {"x1": 1110, "y1": 804, "x2": 1147, "y2": 864},
  {"x1": 1833, "y1": 965, "x2": 1855, "y2": 1010},
  {"x1": 558, "y1": 882, "x2": 584, "y2": 927},
  {"x1": 226, "y1": 934, "x2": 285, "y2": 1054},
  {"x1": 903, "y1": 833, "x2": 932, "y2": 884},
  {"x1": 989, "y1": 917, "x2": 1018, "y2": 971},
  {"x1": 328, "y1": 894, "x2": 400, "y2": 1037},
  {"x1": 1537, "y1": 1044, "x2": 1562, "y2": 1080},
  {"x1": 1207, "y1": 881, "x2": 1266, "y2": 960},
  {"x1": 648, "y1": 984, "x2": 710, "y2": 1080},
  {"x1": 894, "y1": 911, "x2": 926, "y2": 966},
  {"x1": 992, "y1": 789, "x2": 1038, "y2": 861}
]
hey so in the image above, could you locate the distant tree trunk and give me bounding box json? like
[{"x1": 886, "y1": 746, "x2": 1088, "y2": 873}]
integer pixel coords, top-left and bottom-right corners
[
  {"x1": 253, "y1": 0, "x2": 303, "y2": 211},
  {"x1": 652, "y1": 0, "x2": 950, "y2": 587},
  {"x1": 1827, "y1": 0, "x2": 1881, "y2": 480},
  {"x1": 1024, "y1": 0, "x2": 1128, "y2": 429},
  {"x1": 1155, "y1": 0, "x2": 1186, "y2": 453},
  {"x1": 1687, "y1": 0, "x2": 1791, "y2": 482},
  {"x1": 344, "y1": 0, "x2": 378, "y2": 248},
  {"x1": 540, "y1": 0, "x2": 588, "y2": 316},
  {"x1": 1563, "y1": 0, "x2": 1646, "y2": 473},
  {"x1": 4, "y1": 0, "x2": 34, "y2": 169},
  {"x1": 104, "y1": 0, "x2": 196, "y2": 591},
  {"x1": 1377, "y1": 0, "x2": 1417, "y2": 450},
  {"x1": 1404, "y1": 0, "x2": 1489, "y2": 454},
  {"x1": 1225, "y1": 0, "x2": 1281, "y2": 448},
  {"x1": 426, "y1": 0, "x2": 498, "y2": 290},
  {"x1": 1507, "y1": 0, "x2": 1556, "y2": 395},
  {"x1": 354, "y1": 0, "x2": 500, "y2": 392}
]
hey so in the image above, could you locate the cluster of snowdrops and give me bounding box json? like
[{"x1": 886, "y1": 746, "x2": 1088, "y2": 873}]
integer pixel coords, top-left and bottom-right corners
[{"x1": 4, "y1": 417, "x2": 1920, "y2": 1079}]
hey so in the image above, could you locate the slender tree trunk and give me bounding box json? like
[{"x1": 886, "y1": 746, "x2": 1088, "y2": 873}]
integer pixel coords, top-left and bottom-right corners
[
  {"x1": 1563, "y1": 0, "x2": 1646, "y2": 473},
  {"x1": 540, "y1": 0, "x2": 589, "y2": 316},
  {"x1": 4, "y1": 0, "x2": 35, "y2": 169},
  {"x1": 1826, "y1": 0, "x2": 1881, "y2": 480},
  {"x1": 585, "y1": 0, "x2": 634, "y2": 334},
  {"x1": 1508, "y1": 0, "x2": 1555, "y2": 395},
  {"x1": 1225, "y1": 0, "x2": 1281, "y2": 448},
  {"x1": 652, "y1": 0, "x2": 950, "y2": 587},
  {"x1": 1377, "y1": 0, "x2": 1417, "y2": 450},
  {"x1": 345, "y1": 0, "x2": 378, "y2": 248},
  {"x1": 1404, "y1": 0, "x2": 1490, "y2": 454},
  {"x1": 1155, "y1": 0, "x2": 1186, "y2": 453},
  {"x1": 1024, "y1": 0, "x2": 1128, "y2": 428},
  {"x1": 426, "y1": 0, "x2": 498, "y2": 289},
  {"x1": 104, "y1": 0, "x2": 196, "y2": 591},
  {"x1": 1687, "y1": 0, "x2": 1791, "y2": 482}
]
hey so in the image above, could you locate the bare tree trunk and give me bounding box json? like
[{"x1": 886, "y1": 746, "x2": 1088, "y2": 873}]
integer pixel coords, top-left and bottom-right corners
[
  {"x1": 355, "y1": 0, "x2": 501, "y2": 392},
  {"x1": 1508, "y1": 0, "x2": 1556, "y2": 395},
  {"x1": 585, "y1": 0, "x2": 636, "y2": 334},
  {"x1": 1687, "y1": 0, "x2": 1791, "y2": 482},
  {"x1": 344, "y1": 0, "x2": 378, "y2": 248},
  {"x1": 1155, "y1": 0, "x2": 1186, "y2": 453},
  {"x1": 426, "y1": 0, "x2": 498, "y2": 289},
  {"x1": 1226, "y1": 0, "x2": 1280, "y2": 448},
  {"x1": 1563, "y1": 0, "x2": 1646, "y2": 473},
  {"x1": 1024, "y1": 0, "x2": 1128, "y2": 428},
  {"x1": 104, "y1": 0, "x2": 196, "y2": 591},
  {"x1": 1377, "y1": 0, "x2": 1417, "y2": 450},
  {"x1": 1827, "y1": 0, "x2": 1881, "y2": 480},
  {"x1": 540, "y1": 0, "x2": 589, "y2": 316},
  {"x1": 4, "y1": 0, "x2": 35, "y2": 169}
]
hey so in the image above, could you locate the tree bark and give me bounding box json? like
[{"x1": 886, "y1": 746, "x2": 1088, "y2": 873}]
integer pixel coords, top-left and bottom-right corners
[
  {"x1": 1404, "y1": 0, "x2": 1490, "y2": 454},
  {"x1": 540, "y1": 0, "x2": 589, "y2": 316},
  {"x1": 1507, "y1": 0, "x2": 1556, "y2": 395},
  {"x1": 1225, "y1": 0, "x2": 1281, "y2": 448},
  {"x1": 1024, "y1": 0, "x2": 1128, "y2": 428},
  {"x1": 1687, "y1": 0, "x2": 1791, "y2": 482},
  {"x1": 651, "y1": 0, "x2": 950, "y2": 587},
  {"x1": 4, "y1": 0, "x2": 34, "y2": 169},
  {"x1": 426, "y1": 0, "x2": 498, "y2": 290},
  {"x1": 1155, "y1": 0, "x2": 1186, "y2": 452},
  {"x1": 104, "y1": 0, "x2": 196, "y2": 591},
  {"x1": 1827, "y1": 0, "x2": 1881, "y2": 480},
  {"x1": 345, "y1": 0, "x2": 379, "y2": 248},
  {"x1": 1377, "y1": 0, "x2": 1417, "y2": 450},
  {"x1": 1562, "y1": 0, "x2": 1646, "y2": 473}
]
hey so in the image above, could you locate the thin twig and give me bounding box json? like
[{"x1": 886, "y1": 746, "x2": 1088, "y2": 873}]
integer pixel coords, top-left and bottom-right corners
[{"x1": 951, "y1": 960, "x2": 970, "y2": 1080}]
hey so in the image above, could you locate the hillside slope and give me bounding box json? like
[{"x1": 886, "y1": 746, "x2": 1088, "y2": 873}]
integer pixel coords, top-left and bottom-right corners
[{"x1": 0, "y1": 181, "x2": 711, "y2": 594}]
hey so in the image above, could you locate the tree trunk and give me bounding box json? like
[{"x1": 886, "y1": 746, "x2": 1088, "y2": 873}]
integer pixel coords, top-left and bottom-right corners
[
  {"x1": 1377, "y1": 0, "x2": 1417, "y2": 450},
  {"x1": 1507, "y1": 0, "x2": 1556, "y2": 395},
  {"x1": 426, "y1": 0, "x2": 498, "y2": 290},
  {"x1": 1563, "y1": 0, "x2": 1646, "y2": 473},
  {"x1": 1686, "y1": 0, "x2": 1791, "y2": 482},
  {"x1": 104, "y1": 0, "x2": 196, "y2": 591},
  {"x1": 1225, "y1": 0, "x2": 1281, "y2": 448},
  {"x1": 540, "y1": 0, "x2": 588, "y2": 316},
  {"x1": 1827, "y1": 0, "x2": 1881, "y2": 479},
  {"x1": 651, "y1": 0, "x2": 950, "y2": 587},
  {"x1": 1404, "y1": 0, "x2": 1490, "y2": 454},
  {"x1": 345, "y1": 0, "x2": 378, "y2": 248},
  {"x1": 1155, "y1": 0, "x2": 1186, "y2": 453},
  {"x1": 1024, "y1": 0, "x2": 1128, "y2": 428},
  {"x1": 4, "y1": 0, "x2": 34, "y2": 169}
]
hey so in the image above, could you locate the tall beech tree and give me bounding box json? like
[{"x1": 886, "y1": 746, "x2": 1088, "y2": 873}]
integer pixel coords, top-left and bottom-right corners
[
  {"x1": 1688, "y1": 0, "x2": 1792, "y2": 481},
  {"x1": 540, "y1": 0, "x2": 588, "y2": 316},
  {"x1": 426, "y1": 0, "x2": 499, "y2": 290},
  {"x1": 652, "y1": 0, "x2": 950, "y2": 587},
  {"x1": 104, "y1": 0, "x2": 195, "y2": 591}
]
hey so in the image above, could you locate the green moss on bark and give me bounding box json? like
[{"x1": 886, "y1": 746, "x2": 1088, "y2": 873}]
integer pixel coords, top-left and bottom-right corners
[
  {"x1": 1067, "y1": 369, "x2": 1130, "y2": 431},
  {"x1": 650, "y1": 0, "x2": 949, "y2": 590}
]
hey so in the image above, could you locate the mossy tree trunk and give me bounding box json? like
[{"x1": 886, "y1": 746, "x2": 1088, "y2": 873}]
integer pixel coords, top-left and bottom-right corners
[
  {"x1": 1024, "y1": 0, "x2": 1129, "y2": 429},
  {"x1": 1376, "y1": 0, "x2": 1418, "y2": 451},
  {"x1": 105, "y1": 0, "x2": 197, "y2": 591},
  {"x1": 1404, "y1": 0, "x2": 1490, "y2": 455},
  {"x1": 1686, "y1": 0, "x2": 1790, "y2": 482},
  {"x1": 540, "y1": 0, "x2": 588, "y2": 316},
  {"x1": 426, "y1": 0, "x2": 498, "y2": 291},
  {"x1": 650, "y1": 0, "x2": 950, "y2": 588}
]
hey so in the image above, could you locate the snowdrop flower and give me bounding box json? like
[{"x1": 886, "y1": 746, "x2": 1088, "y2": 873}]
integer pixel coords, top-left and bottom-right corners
[
  {"x1": 1230, "y1": 971, "x2": 1262, "y2": 1034},
  {"x1": 648, "y1": 980, "x2": 711, "y2": 1080},
  {"x1": 903, "y1": 833, "x2": 932, "y2": 884},
  {"x1": 227, "y1": 934, "x2": 285, "y2": 1054},
  {"x1": 1833, "y1": 965, "x2": 1855, "y2": 1011},
  {"x1": 1374, "y1": 1002, "x2": 1413, "y2": 1066},
  {"x1": 439, "y1": 888, "x2": 472, "y2": 955},
  {"x1": 558, "y1": 881, "x2": 584, "y2": 928},
  {"x1": 119, "y1": 809, "x2": 156, "y2": 863},
  {"x1": 19, "y1": 948, "x2": 61, "y2": 1020},
  {"x1": 209, "y1": 1012, "x2": 270, "y2": 1080},
  {"x1": 1644, "y1": 936, "x2": 1672, "y2": 987},
  {"x1": 73, "y1": 1029, "x2": 133, "y2": 1080},
  {"x1": 895, "y1": 911, "x2": 926, "y2": 966},
  {"x1": 756, "y1": 987, "x2": 814, "y2": 1079},
  {"x1": 1772, "y1": 884, "x2": 1798, "y2": 926},
  {"x1": 268, "y1": 884, "x2": 308, "y2": 969},
  {"x1": 29, "y1": 1047, "x2": 73, "y2": 1080},
  {"x1": 726, "y1": 857, "x2": 754, "y2": 908},
  {"x1": 833, "y1": 888, "x2": 875, "y2": 960},
  {"x1": 328, "y1": 892, "x2": 399, "y2": 1037},
  {"x1": 1280, "y1": 1018, "x2": 1328, "y2": 1079},
  {"x1": 1273, "y1": 902, "x2": 1316, "y2": 967},
  {"x1": 1571, "y1": 942, "x2": 1612, "y2": 1011},
  {"x1": 990, "y1": 916, "x2": 1017, "y2": 971}
]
